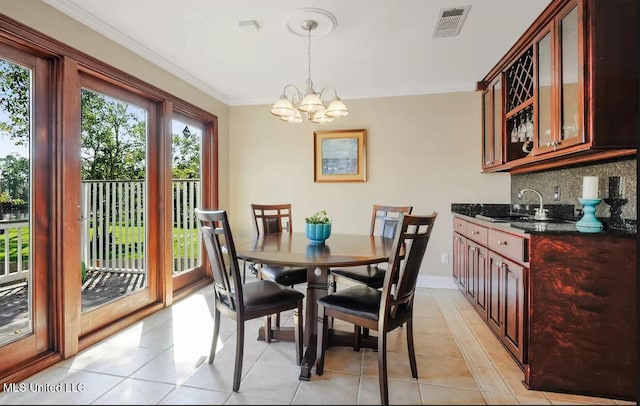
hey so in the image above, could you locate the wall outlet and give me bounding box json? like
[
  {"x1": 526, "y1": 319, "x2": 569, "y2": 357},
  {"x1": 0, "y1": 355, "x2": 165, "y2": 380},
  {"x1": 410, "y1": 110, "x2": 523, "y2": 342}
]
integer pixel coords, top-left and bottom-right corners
[
  {"x1": 553, "y1": 186, "x2": 561, "y2": 201},
  {"x1": 441, "y1": 253, "x2": 449, "y2": 264}
]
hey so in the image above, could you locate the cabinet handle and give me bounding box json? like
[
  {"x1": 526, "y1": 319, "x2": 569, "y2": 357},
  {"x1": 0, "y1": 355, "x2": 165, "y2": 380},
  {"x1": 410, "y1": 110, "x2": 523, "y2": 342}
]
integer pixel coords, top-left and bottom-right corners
[
  {"x1": 497, "y1": 240, "x2": 507, "y2": 245},
  {"x1": 472, "y1": 231, "x2": 480, "y2": 235}
]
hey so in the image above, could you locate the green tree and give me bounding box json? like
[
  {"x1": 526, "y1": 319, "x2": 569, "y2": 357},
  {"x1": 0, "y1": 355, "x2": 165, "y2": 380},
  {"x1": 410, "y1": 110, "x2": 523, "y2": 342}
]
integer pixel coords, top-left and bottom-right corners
[
  {"x1": 81, "y1": 89, "x2": 147, "y2": 181},
  {"x1": 0, "y1": 60, "x2": 30, "y2": 146},
  {"x1": 0, "y1": 154, "x2": 29, "y2": 202},
  {"x1": 172, "y1": 127, "x2": 200, "y2": 179}
]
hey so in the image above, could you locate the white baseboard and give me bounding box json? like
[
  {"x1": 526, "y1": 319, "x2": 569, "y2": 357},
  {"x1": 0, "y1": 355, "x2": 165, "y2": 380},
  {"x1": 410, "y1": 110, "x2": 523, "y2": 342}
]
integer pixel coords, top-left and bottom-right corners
[{"x1": 417, "y1": 275, "x2": 457, "y2": 290}]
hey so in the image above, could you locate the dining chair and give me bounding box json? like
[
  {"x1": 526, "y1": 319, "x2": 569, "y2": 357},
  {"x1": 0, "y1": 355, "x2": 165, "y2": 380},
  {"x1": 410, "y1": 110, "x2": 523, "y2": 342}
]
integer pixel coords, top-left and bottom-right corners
[
  {"x1": 330, "y1": 204, "x2": 413, "y2": 290},
  {"x1": 316, "y1": 212, "x2": 437, "y2": 405},
  {"x1": 250, "y1": 203, "x2": 308, "y2": 328},
  {"x1": 329, "y1": 204, "x2": 413, "y2": 349},
  {"x1": 194, "y1": 208, "x2": 304, "y2": 392}
]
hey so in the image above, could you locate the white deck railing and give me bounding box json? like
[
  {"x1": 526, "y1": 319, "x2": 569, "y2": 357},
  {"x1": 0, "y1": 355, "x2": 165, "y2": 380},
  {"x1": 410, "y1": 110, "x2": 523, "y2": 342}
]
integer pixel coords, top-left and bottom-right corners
[
  {"x1": 0, "y1": 219, "x2": 29, "y2": 286},
  {"x1": 0, "y1": 179, "x2": 201, "y2": 287}
]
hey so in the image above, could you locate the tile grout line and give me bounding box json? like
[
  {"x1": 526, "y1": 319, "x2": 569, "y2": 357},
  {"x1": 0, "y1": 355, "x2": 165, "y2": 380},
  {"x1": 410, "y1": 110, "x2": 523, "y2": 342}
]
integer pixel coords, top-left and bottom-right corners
[{"x1": 432, "y1": 289, "x2": 515, "y2": 404}]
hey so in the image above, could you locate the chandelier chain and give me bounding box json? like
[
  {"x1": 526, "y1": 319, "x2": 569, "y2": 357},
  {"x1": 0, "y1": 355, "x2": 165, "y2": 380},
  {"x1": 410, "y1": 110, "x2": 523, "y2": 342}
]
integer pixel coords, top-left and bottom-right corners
[{"x1": 307, "y1": 26, "x2": 312, "y2": 84}]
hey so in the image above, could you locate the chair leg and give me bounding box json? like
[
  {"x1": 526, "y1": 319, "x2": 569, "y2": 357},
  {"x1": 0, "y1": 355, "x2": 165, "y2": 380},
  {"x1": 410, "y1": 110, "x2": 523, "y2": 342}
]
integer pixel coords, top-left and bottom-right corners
[
  {"x1": 406, "y1": 317, "x2": 418, "y2": 379},
  {"x1": 208, "y1": 308, "x2": 221, "y2": 364},
  {"x1": 378, "y1": 332, "x2": 389, "y2": 405},
  {"x1": 294, "y1": 300, "x2": 303, "y2": 366},
  {"x1": 354, "y1": 325, "x2": 361, "y2": 352},
  {"x1": 265, "y1": 316, "x2": 272, "y2": 343},
  {"x1": 316, "y1": 307, "x2": 327, "y2": 375},
  {"x1": 275, "y1": 312, "x2": 281, "y2": 328},
  {"x1": 233, "y1": 319, "x2": 245, "y2": 392}
]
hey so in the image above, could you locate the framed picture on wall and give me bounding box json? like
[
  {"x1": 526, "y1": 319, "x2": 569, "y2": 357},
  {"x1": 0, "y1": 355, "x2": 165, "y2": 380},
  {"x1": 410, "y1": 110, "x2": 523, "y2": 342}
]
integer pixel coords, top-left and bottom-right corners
[{"x1": 313, "y1": 129, "x2": 367, "y2": 182}]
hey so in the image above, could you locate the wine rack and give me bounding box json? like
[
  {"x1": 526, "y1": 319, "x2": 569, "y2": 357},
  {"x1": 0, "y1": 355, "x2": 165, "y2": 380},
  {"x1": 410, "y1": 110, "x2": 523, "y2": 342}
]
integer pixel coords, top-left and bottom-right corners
[{"x1": 505, "y1": 47, "x2": 534, "y2": 113}]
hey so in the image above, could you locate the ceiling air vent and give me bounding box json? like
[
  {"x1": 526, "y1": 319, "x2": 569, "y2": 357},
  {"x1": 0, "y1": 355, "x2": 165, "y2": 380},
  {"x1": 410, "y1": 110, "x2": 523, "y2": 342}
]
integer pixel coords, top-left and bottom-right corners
[{"x1": 432, "y1": 5, "x2": 471, "y2": 38}]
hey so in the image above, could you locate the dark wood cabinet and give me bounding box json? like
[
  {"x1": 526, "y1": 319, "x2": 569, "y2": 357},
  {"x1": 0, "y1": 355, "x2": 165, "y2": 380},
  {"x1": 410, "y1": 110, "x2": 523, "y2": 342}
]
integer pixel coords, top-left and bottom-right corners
[
  {"x1": 453, "y1": 217, "x2": 526, "y2": 364},
  {"x1": 452, "y1": 213, "x2": 637, "y2": 400},
  {"x1": 468, "y1": 240, "x2": 488, "y2": 319},
  {"x1": 478, "y1": 0, "x2": 637, "y2": 174},
  {"x1": 452, "y1": 233, "x2": 466, "y2": 291},
  {"x1": 482, "y1": 76, "x2": 503, "y2": 170}
]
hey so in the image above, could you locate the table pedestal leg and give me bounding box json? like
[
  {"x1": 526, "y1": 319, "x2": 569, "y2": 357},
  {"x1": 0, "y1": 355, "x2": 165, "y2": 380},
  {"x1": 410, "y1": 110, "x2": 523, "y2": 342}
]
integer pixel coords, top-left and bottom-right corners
[{"x1": 298, "y1": 266, "x2": 329, "y2": 381}]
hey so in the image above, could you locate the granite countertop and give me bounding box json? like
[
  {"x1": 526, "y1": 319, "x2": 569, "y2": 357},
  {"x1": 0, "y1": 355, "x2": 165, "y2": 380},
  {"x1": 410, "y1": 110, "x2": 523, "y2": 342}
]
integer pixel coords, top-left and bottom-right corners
[{"x1": 451, "y1": 203, "x2": 637, "y2": 236}]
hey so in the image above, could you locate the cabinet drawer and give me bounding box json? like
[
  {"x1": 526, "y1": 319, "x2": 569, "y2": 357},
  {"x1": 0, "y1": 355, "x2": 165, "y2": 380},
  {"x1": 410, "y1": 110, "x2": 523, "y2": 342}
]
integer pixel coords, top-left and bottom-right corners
[
  {"x1": 488, "y1": 229, "x2": 528, "y2": 263},
  {"x1": 453, "y1": 217, "x2": 467, "y2": 234},
  {"x1": 466, "y1": 223, "x2": 488, "y2": 245}
]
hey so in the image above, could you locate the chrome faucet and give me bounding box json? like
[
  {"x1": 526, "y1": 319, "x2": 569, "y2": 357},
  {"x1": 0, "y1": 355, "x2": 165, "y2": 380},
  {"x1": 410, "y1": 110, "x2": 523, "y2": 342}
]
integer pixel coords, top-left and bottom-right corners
[{"x1": 518, "y1": 188, "x2": 550, "y2": 220}]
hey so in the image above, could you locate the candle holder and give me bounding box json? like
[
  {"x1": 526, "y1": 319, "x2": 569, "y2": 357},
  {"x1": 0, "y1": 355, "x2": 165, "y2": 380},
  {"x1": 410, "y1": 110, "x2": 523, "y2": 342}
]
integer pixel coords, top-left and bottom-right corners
[
  {"x1": 604, "y1": 197, "x2": 628, "y2": 231},
  {"x1": 576, "y1": 198, "x2": 603, "y2": 233}
]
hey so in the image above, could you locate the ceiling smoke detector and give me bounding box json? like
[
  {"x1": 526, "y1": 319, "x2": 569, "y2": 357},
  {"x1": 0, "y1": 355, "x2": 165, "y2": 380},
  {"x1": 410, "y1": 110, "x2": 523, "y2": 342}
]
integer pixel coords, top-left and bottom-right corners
[{"x1": 432, "y1": 5, "x2": 470, "y2": 38}]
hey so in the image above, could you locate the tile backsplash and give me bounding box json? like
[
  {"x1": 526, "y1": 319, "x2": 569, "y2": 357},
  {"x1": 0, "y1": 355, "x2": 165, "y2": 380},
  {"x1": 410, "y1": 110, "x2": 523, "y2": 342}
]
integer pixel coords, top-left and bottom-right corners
[{"x1": 511, "y1": 157, "x2": 637, "y2": 220}]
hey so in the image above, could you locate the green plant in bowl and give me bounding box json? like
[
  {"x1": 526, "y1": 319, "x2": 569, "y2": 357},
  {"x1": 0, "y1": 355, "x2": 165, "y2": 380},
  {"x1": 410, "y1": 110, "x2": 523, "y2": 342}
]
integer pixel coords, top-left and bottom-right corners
[{"x1": 305, "y1": 210, "x2": 331, "y2": 245}]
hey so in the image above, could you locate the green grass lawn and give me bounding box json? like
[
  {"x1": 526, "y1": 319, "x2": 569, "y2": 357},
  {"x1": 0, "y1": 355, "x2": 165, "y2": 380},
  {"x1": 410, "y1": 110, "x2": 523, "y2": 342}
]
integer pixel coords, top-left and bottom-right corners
[{"x1": 0, "y1": 224, "x2": 198, "y2": 262}]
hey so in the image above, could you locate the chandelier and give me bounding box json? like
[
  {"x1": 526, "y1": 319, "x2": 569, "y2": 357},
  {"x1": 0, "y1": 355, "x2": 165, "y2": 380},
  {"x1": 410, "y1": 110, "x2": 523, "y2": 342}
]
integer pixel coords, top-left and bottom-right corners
[{"x1": 271, "y1": 19, "x2": 349, "y2": 124}]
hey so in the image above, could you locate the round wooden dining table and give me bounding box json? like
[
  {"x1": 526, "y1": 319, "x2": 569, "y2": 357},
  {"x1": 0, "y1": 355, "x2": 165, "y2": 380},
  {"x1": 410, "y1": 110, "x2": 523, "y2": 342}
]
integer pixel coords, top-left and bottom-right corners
[{"x1": 234, "y1": 232, "x2": 395, "y2": 381}]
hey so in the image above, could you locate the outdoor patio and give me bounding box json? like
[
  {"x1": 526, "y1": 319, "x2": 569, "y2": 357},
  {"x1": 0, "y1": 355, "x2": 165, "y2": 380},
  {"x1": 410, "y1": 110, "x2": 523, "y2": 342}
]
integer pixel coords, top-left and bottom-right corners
[{"x1": 0, "y1": 270, "x2": 146, "y2": 343}]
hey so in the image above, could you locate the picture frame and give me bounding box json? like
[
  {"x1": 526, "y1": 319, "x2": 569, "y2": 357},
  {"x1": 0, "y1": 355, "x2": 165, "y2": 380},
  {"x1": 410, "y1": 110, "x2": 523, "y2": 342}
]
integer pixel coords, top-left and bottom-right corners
[{"x1": 313, "y1": 129, "x2": 367, "y2": 182}]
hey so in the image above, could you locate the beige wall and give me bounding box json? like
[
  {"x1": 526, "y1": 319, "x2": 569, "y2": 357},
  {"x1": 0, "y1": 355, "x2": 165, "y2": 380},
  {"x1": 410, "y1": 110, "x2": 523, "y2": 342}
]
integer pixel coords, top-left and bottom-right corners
[
  {"x1": 229, "y1": 93, "x2": 511, "y2": 282},
  {"x1": 2, "y1": 1, "x2": 513, "y2": 284}
]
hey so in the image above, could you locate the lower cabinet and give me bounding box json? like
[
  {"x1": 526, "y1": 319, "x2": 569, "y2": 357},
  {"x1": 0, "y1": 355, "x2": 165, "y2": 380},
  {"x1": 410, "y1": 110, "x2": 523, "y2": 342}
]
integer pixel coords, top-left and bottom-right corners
[
  {"x1": 488, "y1": 252, "x2": 525, "y2": 364},
  {"x1": 453, "y1": 217, "x2": 528, "y2": 365},
  {"x1": 452, "y1": 214, "x2": 637, "y2": 400}
]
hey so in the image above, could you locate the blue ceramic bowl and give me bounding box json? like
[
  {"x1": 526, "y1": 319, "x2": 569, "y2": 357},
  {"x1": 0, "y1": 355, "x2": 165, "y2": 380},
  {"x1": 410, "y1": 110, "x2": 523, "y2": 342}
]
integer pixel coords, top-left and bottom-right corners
[{"x1": 305, "y1": 222, "x2": 331, "y2": 245}]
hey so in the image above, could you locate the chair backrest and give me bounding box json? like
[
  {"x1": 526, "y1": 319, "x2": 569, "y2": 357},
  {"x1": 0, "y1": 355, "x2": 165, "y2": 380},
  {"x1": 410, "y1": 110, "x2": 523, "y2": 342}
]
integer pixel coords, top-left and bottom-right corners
[
  {"x1": 381, "y1": 212, "x2": 437, "y2": 321},
  {"x1": 370, "y1": 204, "x2": 414, "y2": 239},
  {"x1": 195, "y1": 208, "x2": 244, "y2": 312},
  {"x1": 251, "y1": 203, "x2": 293, "y2": 236}
]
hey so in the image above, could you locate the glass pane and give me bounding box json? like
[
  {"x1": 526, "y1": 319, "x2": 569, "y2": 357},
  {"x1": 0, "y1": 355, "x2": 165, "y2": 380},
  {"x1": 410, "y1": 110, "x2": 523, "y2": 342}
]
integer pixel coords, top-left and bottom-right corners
[
  {"x1": 483, "y1": 91, "x2": 491, "y2": 165},
  {"x1": 561, "y1": 7, "x2": 579, "y2": 141},
  {"x1": 537, "y1": 32, "x2": 552, "y2": 148},
  {"x1": 0, "y1": 59, "x2": 32, "y2": 346},
  {"x1": 80, "y1": 89, "x2": 148, "y2": 313},
  {"x1": 492, "y1": 81, "x2": 502, "y2": 164},
  {"x1": 171, "y1": 118, "x2": 201, "y2": 276}
]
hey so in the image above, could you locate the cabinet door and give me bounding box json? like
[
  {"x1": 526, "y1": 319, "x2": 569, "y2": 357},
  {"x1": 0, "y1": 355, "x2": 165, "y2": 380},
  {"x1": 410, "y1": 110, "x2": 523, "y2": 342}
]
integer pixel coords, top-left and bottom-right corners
[
  {"x1": 482, "y1": 77, "x2": 503, "y2": 169},
  {"x1": 474, "y1": 244, "x2": 488, "y2": 319},
  {"x1": 465, "y1": 241, "x2": 477, "y2": 301},
  {"x1": 503, "y1": 258, "x2": 526, "y2": 364},
  {"x1": 557, "y1": 3, "x2": 583, "y2": 149},
  {"x1": 535, "y1": 28, "x2": 553, "y2": 152},
  {"x1": 487, "y1": 252, "x2": 503, "y2": 336},
  {"x1": 452, "y1": 233, "x2": 466, "y2": 290}
]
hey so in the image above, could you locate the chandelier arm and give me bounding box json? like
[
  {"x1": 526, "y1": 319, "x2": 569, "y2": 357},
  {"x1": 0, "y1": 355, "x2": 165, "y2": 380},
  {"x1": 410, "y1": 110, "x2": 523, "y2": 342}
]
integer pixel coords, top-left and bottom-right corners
[
  {"x1": 282, "y1": 84, "x2": 304, "y2": 105},
  {"x1": 319, "y1": 86, "x2": 339, "y2": 103}
]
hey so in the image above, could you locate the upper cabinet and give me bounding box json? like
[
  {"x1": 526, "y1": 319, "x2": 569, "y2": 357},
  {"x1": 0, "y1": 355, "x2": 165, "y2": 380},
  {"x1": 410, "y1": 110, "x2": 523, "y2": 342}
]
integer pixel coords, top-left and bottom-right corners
[{"x1": 478, "y1": 0, "x2": 637, "y2": 173}]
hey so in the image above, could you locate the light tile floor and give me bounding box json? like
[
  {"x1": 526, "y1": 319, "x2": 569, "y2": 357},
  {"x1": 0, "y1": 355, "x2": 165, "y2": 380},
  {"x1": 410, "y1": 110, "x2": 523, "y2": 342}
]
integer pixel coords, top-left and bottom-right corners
[{"x1": 0, "y1": 285, "x2": 636, "y2": 405}]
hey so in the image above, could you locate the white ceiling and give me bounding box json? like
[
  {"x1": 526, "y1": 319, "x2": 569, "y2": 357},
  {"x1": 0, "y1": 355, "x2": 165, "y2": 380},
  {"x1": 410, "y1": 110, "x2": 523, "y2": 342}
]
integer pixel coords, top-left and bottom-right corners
[{"x1": 43, "y1": 0, "x2": 551, "y2": 106}]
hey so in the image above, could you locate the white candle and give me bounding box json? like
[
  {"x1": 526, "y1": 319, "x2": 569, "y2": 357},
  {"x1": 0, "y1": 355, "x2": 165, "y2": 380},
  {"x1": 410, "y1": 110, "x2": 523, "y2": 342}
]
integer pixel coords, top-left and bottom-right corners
[{"x1": 582, "y1": 176, "x2": 599, "y2": 199}]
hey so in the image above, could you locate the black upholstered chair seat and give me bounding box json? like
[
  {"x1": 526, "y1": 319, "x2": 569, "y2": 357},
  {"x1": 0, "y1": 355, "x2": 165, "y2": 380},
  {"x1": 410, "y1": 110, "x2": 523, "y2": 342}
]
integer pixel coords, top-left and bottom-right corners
[
  {"x1": 243, "y1": 280, "x2": 305, "y2": 309},
  {"x1": 260, "y1": 265, "x2": 308, "y2": 286},
  {"x1": 330, "y1": 265, "x2": 386, "y2": 289},
  {"x1": 318, "y1": 285, "x2": 381, "y2": 321}
]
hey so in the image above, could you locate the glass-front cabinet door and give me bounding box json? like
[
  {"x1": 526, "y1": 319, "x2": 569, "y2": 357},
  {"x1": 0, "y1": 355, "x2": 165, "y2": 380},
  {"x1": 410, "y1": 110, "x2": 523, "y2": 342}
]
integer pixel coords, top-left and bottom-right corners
[
  {"x1": 558, "y1": 4, "x2": 583, "y2": 148},
  {"x1": 482, "y1": 77, "x2": 503, "y2": 169},
  {"x1": 535, "y1": 1, "x2": 583, "y2": 155},
  {"x1": 535, "y1": 29, "x2": 553, "y2": 151}
]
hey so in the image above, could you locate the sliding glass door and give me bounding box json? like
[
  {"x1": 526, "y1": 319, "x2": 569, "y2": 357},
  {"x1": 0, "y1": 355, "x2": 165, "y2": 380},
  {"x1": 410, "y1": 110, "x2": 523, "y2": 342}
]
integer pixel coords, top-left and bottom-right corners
[
  {"x1": 0, "y1": 43, "x2": 52, "y2": 367},
  {"x1": 78, "y1": 73, "x2": 158, "y2": 335}
]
